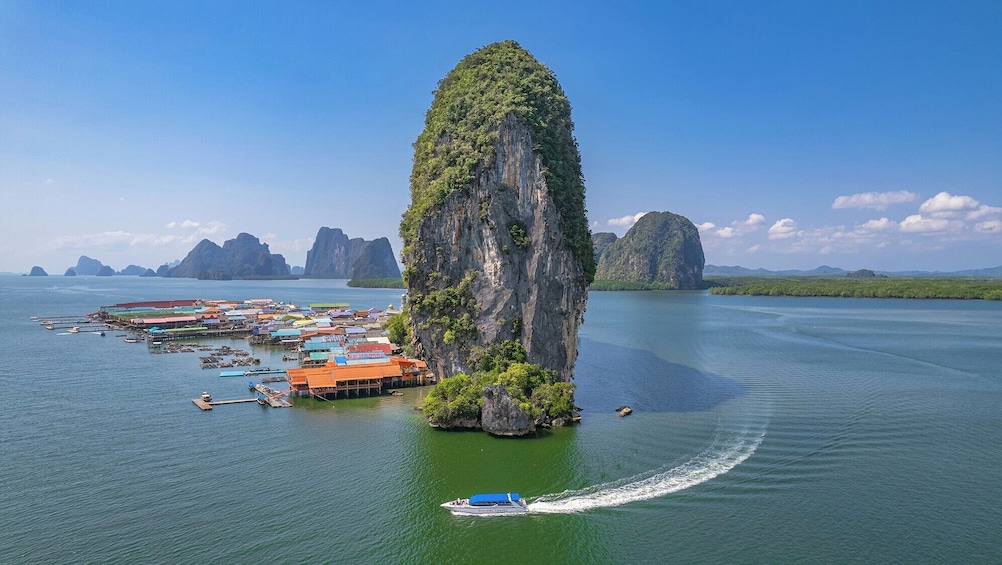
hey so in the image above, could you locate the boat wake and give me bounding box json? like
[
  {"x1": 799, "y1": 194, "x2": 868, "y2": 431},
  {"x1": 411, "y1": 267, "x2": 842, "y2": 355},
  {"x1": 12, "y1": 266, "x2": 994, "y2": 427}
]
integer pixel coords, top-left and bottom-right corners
[{"x1": 527, "y1": 423, "x2": 766, "y2": 514}]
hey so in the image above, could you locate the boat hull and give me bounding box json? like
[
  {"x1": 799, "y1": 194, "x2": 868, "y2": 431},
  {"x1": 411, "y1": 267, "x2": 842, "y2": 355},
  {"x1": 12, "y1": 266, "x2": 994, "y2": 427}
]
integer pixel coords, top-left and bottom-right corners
[{"x1": 441, "y1": 493, "x2": 528, "y2": 516}]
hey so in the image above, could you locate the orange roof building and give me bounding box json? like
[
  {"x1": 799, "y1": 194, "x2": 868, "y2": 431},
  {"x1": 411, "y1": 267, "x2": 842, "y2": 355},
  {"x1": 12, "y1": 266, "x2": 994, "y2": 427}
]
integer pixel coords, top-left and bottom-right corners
[{"x1": 286, "y1": 357, "x2": 430, "y2": 399}]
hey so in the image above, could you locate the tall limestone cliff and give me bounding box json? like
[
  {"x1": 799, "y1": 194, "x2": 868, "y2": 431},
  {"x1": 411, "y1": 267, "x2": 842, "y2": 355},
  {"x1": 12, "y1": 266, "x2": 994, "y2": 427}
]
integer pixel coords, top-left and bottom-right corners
[
  {"x1": 401, "y1": 40, "x2": 593, "y2": 383},
  {"x1": 168, "y1": 233, "x2": 290, "y2": 279},
  {"x1": 303, "y1": 227, "x2": 401, "y2": 279},
  {"x1": 595, "y1": 211, "x2": 705, "y2": 289},
  {"x1": 303, "y1": 228, "x2": 365, "y2": 277}
]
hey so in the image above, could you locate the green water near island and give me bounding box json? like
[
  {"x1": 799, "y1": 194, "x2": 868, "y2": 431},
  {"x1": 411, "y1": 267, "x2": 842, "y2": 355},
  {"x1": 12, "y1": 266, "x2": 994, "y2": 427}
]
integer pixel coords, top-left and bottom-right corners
[{"x1": 2, "y1": 277, "x2": 1001, "y2": 563}]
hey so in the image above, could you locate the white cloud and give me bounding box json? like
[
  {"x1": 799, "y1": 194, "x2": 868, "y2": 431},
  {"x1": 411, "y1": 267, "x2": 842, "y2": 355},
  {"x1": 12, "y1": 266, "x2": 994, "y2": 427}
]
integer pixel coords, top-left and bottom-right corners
[
  {"x1": 900, "y1": 214, "x2": 950, "y2": 233},
  {"x1": 699, "y1": 213, "x2": 765, "y2": 241},
  {"x1": 968, "y1": 204, "x2": 1002, "y2": 220},
  {"x1": 607, "y1": 212, "x2": 649, "y2": 229},
  {"x1": 747, "y1": 244, "x2": 760, "y2": 253},
  {"x1": 162, "y1": 219, "x2": 228, "y2": 243},
  {"x1": 768, "y1": 218, "x2": 799, "y2": 239},
  {"x1": 918, "y1": 192, "x2": 980, "y2": 216},
  {"x1": 51, "y1": 230, "x2": 180, "y2": 250},
  {"x1": 832, "y1": 190, "x2": 917, "y2": 211},
  {"x1": 975, "y1": 220, "x2": 1002, "y2": 234},
  {"x1": 197, "y1": 221, "x2": 226, "y2": 235},
  {"x1": 860, "y1": 217, "x2": 897, "y2": 232}
]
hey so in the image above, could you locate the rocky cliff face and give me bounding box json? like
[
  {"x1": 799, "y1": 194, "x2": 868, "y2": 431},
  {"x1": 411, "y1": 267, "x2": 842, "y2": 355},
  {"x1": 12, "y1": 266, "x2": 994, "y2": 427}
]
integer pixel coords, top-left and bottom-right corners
[
  {"x1": 402, "y1": 42, "x2": 593, "y2": 384},
  {"x1": 407, "y1": 113, "x2": 590, "y2": 381},
  {"x1": 595, "y1": 211, "x2": 705, "y2": 289},
  {"x1": 169, "y1": 233, "x2": 290, "y2": 279},
  {"x1": 304, "y1": 228, "x2": 400, "y2": 279},
  {"x1": 304, "y1": 228, "x2": 358, "y2": 277}
]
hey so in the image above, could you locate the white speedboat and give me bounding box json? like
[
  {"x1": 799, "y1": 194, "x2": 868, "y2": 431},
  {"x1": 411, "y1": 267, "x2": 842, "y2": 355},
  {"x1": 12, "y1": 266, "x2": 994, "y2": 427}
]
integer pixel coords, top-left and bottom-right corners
[{"x1": 441, "y1": 492, "x2": 528, "y2": 516}]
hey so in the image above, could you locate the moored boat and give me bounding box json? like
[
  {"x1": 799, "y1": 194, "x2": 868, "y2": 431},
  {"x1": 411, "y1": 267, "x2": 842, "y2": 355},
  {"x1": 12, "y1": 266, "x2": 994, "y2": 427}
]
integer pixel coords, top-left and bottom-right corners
[{"x1": 441, "y1": 492, "x2": 528, "y2": 516}]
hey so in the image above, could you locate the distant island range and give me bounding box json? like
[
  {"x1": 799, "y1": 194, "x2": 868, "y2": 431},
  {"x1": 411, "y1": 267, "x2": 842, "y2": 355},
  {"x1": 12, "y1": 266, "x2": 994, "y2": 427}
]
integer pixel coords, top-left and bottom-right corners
[{"x1": 22, "y1": 227, "x2": 403, "y2": 286}]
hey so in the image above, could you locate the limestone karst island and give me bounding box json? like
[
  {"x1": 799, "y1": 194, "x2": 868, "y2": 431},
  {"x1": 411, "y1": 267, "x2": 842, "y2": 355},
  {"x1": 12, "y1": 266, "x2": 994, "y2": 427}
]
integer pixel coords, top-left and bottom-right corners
[{"x1": 400, "y1": 40, "x2": 594, "y2": 436}]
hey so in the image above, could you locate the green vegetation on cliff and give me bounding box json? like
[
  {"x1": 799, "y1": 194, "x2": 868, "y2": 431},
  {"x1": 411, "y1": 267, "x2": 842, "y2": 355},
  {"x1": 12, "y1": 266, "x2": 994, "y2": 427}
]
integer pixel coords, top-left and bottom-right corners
[
  {"x1": 421, "y1": 340, "x2": 576, "y2": 425},
  {"x1": 709, "y1": 277, "x2": 1002, "y2": 300},
  {"x1": 383, "y1": 311, "x2": 413, "y2": 356},
  {"x1": 401, "y1": 40, "x2": 594, "y2": 282},
  {"x1": 408, "y1": 270, "x2": 479, "y2": 346}
]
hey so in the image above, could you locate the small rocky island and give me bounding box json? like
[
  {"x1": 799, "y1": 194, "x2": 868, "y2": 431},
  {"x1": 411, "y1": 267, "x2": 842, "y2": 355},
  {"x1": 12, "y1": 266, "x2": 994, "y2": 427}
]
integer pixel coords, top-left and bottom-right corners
[
  {"x1": 593, "y1": 211, "x2": 705, "y2": 289},
  {"x1": 400, "y1": 40, "x2": 593, "y2": 436}
]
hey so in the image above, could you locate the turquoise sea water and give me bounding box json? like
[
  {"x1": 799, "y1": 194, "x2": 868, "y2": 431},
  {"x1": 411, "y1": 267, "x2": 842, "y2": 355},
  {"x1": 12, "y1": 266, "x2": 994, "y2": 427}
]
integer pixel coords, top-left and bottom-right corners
[{"x1": 2, "y1": 277, "x2": 1001, "y2": 563}]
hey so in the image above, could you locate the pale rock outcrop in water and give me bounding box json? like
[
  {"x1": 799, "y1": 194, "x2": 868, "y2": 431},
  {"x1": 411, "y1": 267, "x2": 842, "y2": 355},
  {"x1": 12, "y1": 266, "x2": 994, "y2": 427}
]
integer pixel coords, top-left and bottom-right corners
[
  {"x1": 408, "y1": 113, "x2": 589, "y2": 382},
  {"x1": 481, "y1": 384, "x2": 535, "y2": 436}
]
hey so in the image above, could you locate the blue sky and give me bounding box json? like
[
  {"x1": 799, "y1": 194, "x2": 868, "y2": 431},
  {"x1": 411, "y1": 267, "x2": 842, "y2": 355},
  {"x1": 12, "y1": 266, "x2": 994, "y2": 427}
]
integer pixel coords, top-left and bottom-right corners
[{"x1": 2, "y1": 1, "x2": 1000, "y2": 274}]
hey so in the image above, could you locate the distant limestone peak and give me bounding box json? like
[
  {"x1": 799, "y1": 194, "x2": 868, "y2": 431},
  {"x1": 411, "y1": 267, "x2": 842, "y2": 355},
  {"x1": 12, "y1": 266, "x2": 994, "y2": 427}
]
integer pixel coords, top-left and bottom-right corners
[
  {"x1": 303, "y1": 227, "x2": 400, "y2": 280},
  {"x1": 168, "y1": 233, "x2": 290, "y2": 279},
  {"x1": 71, "y1": 255, "x2": 105, "y2": 276},
  {"x1": 594, "y1": 211, "x2": 704, "y2": 289}
]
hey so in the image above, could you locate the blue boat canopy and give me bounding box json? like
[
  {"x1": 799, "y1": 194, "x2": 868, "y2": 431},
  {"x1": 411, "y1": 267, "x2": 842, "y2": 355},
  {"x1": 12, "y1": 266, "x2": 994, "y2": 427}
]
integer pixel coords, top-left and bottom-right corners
[{"x1": 469, "y1": 493, "x2": 520, "y2": 505}]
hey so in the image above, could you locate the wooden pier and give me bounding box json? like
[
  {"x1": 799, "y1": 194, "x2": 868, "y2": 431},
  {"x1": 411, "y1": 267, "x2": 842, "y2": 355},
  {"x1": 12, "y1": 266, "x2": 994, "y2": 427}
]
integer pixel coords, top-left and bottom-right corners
[
  {"x1": 254, "y1": 384, "x2": 292, "y2": 407},
  {"x1": 191, "y1": 397, "x2": 259, "y2": 410}
]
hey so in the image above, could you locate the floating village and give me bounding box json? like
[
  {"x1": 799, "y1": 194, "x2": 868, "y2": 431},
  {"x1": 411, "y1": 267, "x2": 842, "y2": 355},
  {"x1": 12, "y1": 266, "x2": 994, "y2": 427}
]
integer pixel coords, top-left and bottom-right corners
[{"x1": 32, "y1": 297, "x2": 431, "y2": 411}]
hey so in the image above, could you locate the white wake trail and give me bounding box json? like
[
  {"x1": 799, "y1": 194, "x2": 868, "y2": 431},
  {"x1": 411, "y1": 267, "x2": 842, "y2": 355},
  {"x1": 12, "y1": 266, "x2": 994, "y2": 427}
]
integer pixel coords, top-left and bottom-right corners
[{"x1": 527, "y1": 425, "x2": 765, "y2": 514}]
